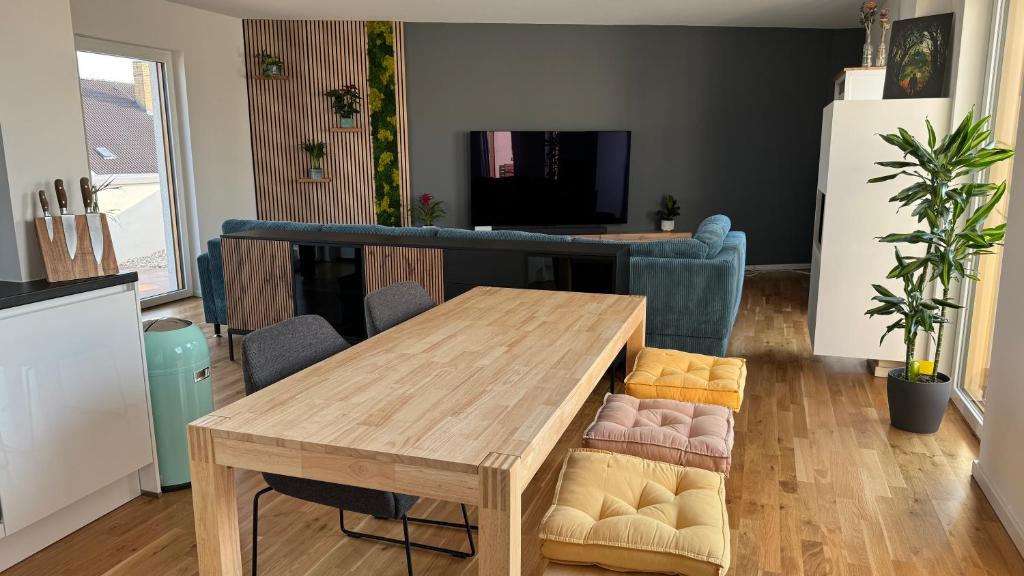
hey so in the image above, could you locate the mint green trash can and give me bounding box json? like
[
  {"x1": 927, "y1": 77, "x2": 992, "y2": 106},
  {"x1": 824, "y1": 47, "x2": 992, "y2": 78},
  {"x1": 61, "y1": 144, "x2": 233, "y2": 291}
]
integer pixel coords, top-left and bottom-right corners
[{"x1": 144, "y1": 318, "x2": 213, "y2": 491}]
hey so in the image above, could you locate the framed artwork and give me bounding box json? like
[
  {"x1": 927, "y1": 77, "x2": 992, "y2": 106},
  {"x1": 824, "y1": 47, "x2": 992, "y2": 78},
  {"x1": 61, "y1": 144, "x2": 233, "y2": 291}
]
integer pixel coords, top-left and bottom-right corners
[{"x1": 882, "y1": 13, "x2": 955, "y2": 99}]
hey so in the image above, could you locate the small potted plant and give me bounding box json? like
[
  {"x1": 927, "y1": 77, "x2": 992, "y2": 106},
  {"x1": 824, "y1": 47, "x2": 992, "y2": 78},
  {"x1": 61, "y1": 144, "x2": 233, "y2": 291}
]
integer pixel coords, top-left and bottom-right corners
[
  {"x1": 414, "y1": 193, "x2": 445, "y2": 227},
  {"x1": 866, "y1": 111, "x2": 1013, "y2": 433},
  {"x1": 657, "y1": 195, "x2": 680, "y2": 231},
  {"x1": 325, "y1": 85, "x2": 361, "y2": 128},
  {"x1": 300, "y1": 140, "x2": 326, "y2": 180},
  {"x1": 257, "y1": 51, "x2": 284, "y2": 77}
]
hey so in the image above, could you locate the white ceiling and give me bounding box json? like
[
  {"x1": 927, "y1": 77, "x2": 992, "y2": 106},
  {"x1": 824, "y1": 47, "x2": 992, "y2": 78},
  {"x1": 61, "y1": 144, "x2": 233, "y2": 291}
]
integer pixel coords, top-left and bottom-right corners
[{"x1": 167, "y1": 0, "x2": 866, "y2": 29}]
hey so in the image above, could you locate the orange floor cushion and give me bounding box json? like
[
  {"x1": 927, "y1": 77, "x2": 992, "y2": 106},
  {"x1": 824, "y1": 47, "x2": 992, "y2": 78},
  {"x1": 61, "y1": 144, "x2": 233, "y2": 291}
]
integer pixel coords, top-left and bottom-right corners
[
  {"x1": 540, "y1": 449, "x2": 730, "y2": 576},
  {"x1": 624, "y1": 348, "x2": 747, "y2": 412}
]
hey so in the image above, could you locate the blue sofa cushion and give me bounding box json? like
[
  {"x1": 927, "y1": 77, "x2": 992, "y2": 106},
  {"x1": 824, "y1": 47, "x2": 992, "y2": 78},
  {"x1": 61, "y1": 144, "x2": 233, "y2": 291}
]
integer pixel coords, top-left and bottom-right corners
[
  {"x1": 630, "y1": 239, "x2": 709, "y2": 259},
  {"x1": 375, "y1": 226, "x2": 440, "y2": 238},
  {"x1": 437, "y1": 228, "x2": 571, "y2": 242},
  {"x1": 693, "y1": 215, "x2": 732, "y2": 257},
  {"x1": 321, "y1": 223, "x2": 391, "y2": 235}
]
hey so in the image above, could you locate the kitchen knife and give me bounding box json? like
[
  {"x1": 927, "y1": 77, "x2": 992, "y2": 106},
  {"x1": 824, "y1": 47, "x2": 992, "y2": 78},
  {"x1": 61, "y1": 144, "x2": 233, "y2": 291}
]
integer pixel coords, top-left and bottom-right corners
[
  {"x1": 80, "y1": 178, "x2": 104, "y2": 266},
  {"x1": 38, "y1": 190, "x2": 55, "y2": 241},
  {"x1": 54, "y1": 179, "x2": 78, "y2": 257}
]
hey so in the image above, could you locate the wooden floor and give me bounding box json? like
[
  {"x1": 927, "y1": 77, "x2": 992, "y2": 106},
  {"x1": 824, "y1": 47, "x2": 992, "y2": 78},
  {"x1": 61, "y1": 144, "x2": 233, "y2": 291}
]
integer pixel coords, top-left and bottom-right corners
[{"x1": 6, "y1": 272, "x2": 1023, "y2": 576}]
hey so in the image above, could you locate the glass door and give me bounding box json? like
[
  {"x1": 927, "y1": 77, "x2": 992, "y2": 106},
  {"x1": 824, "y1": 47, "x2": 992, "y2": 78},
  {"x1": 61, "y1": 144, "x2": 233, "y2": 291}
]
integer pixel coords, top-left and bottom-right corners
[
  {"x1": 75, "y1": 40, "x2": 189, "y2": 304},
  {"x1": 951, "y1": 0, "x2": 1024, "y2": 430}
]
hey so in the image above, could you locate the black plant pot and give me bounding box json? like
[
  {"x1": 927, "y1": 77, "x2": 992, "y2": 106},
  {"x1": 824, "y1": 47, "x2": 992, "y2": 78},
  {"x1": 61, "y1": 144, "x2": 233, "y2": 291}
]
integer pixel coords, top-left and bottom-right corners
[{"x1": 886, "y1": 368, "x2": 952, "y2": 434}]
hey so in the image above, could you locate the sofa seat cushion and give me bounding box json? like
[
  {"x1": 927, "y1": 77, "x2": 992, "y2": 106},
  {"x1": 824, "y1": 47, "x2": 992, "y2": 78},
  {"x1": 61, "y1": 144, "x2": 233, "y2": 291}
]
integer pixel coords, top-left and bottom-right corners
[
  {"x1": 540, "y1": 449, "x2": 730, "y2": 576},
  {"x1": 625, "y1": 348, "x2": 747, "y2": 412},
  {"x1": 631, "y1": 238, "x2": 709, "y2": 259},
  {"x1": 583, "y1": 394, "x2": 735, "y2": 475}
]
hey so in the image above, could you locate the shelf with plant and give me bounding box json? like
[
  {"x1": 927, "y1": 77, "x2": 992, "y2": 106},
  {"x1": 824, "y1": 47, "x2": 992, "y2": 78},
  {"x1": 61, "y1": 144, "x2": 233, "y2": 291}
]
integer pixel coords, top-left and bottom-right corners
[
  {"x1": 325, "y1": 85, "x2": 361, "y2": 129},
  {"x1": 256, "y1": 50, "x2": 286, "y2": 78},
  {"x1": 865, "y1": 111, "x2": 1013, "y2": 433},
  {"x1": 300, "y1": 139, "x2": 327, "y2": 181}
]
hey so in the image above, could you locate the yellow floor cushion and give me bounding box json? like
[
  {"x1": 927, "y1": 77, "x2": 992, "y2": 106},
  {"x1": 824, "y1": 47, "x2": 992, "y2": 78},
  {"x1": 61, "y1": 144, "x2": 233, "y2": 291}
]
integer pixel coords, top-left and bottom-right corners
[
  {"x1": 540, "y1": 449, "x2": 730, "y2": 576},
  {"x1": 625, "y1": 348, "x2": 747, "y2": 412}
]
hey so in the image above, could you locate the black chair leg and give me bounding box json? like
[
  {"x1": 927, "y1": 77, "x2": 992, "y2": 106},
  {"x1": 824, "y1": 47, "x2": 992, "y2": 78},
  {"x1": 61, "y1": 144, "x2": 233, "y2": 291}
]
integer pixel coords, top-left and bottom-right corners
[
  {"x1": 214, "y1": 323, "x2": 222, "y2": 337},
  {"x1": 401, "y1": 515, "x2": 414, "y2": 576},
  {"x1": 229, "y1": 331, "x2": 234, "y2": 361},
  {"x1": 339, "y1": 508, "x2": 476, "y2": 560},
  {"x1": 252, "y1": 487, "x2": 272, "y2": 576}
]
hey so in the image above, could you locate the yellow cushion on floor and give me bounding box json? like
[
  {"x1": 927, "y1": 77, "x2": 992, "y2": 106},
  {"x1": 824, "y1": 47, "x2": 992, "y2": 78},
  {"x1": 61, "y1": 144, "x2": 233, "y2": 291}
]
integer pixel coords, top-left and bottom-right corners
[
  {"x1": 540, "y1": 449, "x2": 730, "y2": 576},
  {"x1": 625, "y1": 348, "x2": 747, "y2": 412}
]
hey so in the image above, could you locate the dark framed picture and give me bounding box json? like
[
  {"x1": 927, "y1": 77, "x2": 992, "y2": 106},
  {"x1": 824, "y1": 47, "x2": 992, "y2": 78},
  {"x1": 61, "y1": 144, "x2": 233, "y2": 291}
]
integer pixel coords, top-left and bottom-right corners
[{"x1": 882, "y1": 13, "x2": 955, "y2": 99}]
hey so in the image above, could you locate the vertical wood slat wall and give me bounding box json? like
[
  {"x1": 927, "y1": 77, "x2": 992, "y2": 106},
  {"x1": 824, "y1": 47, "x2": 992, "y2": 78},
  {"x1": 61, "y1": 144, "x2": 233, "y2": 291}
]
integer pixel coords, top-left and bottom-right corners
[
  {"x1": 363, "y1": 246, "x2": 445, "y2": 304},
  {"x1": 243, "y1": 20, "x2": 412, "y2": 225},
  {"x1": 222, "y1": 238, "x2": 295, "y2": 331}
]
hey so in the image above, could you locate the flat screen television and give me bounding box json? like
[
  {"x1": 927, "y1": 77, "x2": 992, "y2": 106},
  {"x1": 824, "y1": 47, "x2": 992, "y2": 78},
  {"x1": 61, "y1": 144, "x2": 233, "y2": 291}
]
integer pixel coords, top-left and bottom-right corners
[{"x1": 469, "y1": 130, "x2": 631, "y2": 227}]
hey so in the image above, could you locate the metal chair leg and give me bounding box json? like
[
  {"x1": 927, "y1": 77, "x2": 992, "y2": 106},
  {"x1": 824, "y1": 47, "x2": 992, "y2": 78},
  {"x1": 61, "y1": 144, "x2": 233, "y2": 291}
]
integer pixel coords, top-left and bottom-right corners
[
  {"x1": 252, "y1": 487, "x2": 272, "y2": 576},
  {"x1": 401, "y1": 515, "x2": 414, "y2": 576},
  {"x1": 339, "y1": 508, "x2": 475, "y2": 559}
]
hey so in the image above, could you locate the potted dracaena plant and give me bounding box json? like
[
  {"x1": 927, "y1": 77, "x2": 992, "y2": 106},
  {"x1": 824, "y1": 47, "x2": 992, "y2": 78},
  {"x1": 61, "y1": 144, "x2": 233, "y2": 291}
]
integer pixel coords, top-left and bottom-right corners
[
  {"x1": 657, "y1": 195, "x2": 681, "y2": 231},
  {"x1": 866, "y1": 111, "x2": 1013, "y2": 433},
  {"x1": 325, "y1": 85, "x2": 361, "y2": 128},
  {"x1": 301, "y1": 140, "x2": 326, "y2": 180}
]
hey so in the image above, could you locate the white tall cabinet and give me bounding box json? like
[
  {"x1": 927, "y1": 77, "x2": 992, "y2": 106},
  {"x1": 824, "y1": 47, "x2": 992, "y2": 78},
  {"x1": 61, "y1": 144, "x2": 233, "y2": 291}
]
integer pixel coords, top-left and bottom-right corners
[
  {"x1": 0, "y1": 278, "x2": 158, "y2": 570},
  {"x1": 809, "y1": 98, "x2": 951, "y2": 361}
]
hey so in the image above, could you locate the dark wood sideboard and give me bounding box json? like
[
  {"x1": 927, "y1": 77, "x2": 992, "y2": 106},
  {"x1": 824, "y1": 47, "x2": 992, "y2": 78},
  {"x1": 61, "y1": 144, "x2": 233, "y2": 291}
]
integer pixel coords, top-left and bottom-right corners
[{"x1": 220, "y1": 229, "x2": 630, "y2": 348}]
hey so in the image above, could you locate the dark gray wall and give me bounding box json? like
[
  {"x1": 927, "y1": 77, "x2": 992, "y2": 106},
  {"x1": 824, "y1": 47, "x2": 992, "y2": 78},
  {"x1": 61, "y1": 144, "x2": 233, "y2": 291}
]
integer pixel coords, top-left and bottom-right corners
[{"x1": 404, "y1": 23, "x2": 861, "y2": 265}]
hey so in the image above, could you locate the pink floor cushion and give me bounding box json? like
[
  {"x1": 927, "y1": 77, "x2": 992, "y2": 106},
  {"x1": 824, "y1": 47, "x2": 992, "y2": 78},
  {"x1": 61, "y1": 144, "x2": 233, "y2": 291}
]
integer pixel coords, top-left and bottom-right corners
[{"x1": 583, "y1": 394, "x2": 735, "y2": 475}]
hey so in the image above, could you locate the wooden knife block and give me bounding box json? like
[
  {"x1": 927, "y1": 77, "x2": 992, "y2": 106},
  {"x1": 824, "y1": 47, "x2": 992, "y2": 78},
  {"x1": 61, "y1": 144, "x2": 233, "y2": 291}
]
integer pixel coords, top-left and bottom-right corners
[{"x1": 34, "y1": 214, "x2": 119, "y2": 282}]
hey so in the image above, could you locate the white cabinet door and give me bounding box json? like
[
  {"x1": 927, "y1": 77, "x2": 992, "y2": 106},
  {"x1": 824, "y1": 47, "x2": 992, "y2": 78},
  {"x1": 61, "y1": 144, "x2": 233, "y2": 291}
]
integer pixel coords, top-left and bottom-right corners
[{"x1": 0, "y1": 287, "x2": 153, "y2": 534}]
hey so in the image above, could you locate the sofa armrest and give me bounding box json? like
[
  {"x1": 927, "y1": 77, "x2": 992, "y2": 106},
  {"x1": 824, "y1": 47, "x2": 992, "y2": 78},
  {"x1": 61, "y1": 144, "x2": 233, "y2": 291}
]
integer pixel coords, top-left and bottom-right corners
[
  {"x1": 629, "y1": 255, "x2": 742, "y2": 342},
  {"x1": 201, "y1": 237, "x2": 228, "y2": 325},
  {"x1": 196, "y1": 252, "x2": 220, "y2": 324}
]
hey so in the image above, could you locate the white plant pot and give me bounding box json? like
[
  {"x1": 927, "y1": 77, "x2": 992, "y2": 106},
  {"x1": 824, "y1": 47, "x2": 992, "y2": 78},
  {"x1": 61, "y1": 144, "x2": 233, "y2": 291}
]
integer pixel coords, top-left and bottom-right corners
[
  {"x1": 660, "y1": 220, "x2": 675, "y2": 232},
  {"x1": 309, "y1": 167, "x2": 324, "y2": 180}
]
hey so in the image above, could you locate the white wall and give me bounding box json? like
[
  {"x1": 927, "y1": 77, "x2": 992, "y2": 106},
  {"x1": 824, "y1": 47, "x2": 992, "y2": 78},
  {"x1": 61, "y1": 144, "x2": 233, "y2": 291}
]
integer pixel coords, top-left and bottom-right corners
[
  {"x1": 69, "y1": 0, "x2": 256, "y2": 292},
  {"x1": 0, "y1": 0, "x2": 91, "y2": 281},
  {"x1": 974, "y1": 71, "x2": 1024, "y2": 555}
]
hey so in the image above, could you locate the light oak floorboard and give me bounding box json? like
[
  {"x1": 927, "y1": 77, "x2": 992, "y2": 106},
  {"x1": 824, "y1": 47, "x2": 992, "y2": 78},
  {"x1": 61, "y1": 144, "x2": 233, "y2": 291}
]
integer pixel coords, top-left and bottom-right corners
[{"x1": 6, "y1": 272, "x2": 1022, "y2": 575}]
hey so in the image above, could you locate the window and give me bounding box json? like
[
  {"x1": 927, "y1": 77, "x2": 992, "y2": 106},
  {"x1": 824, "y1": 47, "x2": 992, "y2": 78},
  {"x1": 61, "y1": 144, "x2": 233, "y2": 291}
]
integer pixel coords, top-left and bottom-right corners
[{"x1": 76, "y1": 39, "x2": 190, "y2": 304}]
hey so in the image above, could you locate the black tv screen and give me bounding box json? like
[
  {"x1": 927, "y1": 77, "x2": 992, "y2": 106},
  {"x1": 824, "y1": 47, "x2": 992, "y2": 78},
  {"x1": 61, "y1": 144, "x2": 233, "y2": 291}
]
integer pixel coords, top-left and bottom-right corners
[{"x1": 469, "y1": 130, "x2": 631, "y2": 227}]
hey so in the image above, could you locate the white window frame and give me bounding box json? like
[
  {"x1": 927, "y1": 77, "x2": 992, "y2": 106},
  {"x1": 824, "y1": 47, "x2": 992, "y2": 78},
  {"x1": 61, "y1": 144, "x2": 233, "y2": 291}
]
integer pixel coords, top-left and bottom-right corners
[{"x1": 74, "y1": 36, "x2": 196, "y2": 307}]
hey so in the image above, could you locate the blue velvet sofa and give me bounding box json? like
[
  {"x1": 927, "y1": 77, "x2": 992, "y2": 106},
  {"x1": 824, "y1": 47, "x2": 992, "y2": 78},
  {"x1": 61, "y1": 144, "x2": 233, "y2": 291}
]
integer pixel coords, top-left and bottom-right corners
[{"x1": 196, "y1": 215, "x2": 745, "y2": 356}]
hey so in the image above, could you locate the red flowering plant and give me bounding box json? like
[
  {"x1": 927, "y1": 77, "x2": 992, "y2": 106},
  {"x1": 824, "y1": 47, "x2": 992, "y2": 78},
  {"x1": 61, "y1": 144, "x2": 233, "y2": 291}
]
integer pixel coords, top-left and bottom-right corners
[{"x1": 414, "y1": 193, "x2": 445, "y2": 226}]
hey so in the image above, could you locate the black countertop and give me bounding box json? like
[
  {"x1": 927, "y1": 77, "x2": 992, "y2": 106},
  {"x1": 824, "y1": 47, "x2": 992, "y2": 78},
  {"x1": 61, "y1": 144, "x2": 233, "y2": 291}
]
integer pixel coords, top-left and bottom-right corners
[{"x1": 0, "y1": 272, "x2": 139, "y2": 311}]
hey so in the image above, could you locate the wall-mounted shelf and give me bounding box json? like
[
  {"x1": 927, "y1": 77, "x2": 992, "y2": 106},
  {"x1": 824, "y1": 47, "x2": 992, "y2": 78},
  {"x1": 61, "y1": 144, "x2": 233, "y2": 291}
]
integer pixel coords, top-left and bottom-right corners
[
  {"x1": 297, "y1": 177, "x2": 332, "y2": 183},
  {"x1": 329, "y1": 126, "x2": 360, "y2": 133},
  {"x1": 253, "y1": 74, "x2": 289, "y2": 80}
]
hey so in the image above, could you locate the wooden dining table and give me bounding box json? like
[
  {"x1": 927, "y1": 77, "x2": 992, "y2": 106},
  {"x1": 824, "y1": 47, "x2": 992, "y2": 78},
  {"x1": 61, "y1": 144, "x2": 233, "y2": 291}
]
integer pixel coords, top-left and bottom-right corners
[{"x1": 187, "y1": 286, "x2": 646, "y2": 575}]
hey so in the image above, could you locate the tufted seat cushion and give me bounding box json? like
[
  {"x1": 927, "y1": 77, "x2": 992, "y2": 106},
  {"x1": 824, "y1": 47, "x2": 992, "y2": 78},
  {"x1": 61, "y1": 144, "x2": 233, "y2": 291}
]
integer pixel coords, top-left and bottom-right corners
[
  {"x1": 625, "y1": 348, "x2": 747, "y2": 412},
  {"x1": 540, "y1": 449, "x2": 730, "y2": 576},
  {"x1": 583, "y1": 394, "x2": 735, "y2": 474}
]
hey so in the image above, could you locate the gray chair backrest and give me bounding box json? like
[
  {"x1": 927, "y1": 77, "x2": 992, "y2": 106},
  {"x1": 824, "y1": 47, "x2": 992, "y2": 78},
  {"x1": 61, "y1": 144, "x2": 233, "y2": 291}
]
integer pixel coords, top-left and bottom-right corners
[
  {"x1": 241, "y1": 315, "x2": 349, "y2": 395},
  {"x1": 363, "y1": 281, "x2": 436, "y2": 337}
]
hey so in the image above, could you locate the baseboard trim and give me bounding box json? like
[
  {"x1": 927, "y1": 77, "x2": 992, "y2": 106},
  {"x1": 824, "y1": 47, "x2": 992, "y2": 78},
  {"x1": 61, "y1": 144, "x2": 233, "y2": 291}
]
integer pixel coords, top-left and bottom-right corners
[
  {"x1": 972, "y1": 459, "x2": 1024, "y2": 555},
  {"x1": 746, "y1": 263, "x2": 811, "y2": 271}
]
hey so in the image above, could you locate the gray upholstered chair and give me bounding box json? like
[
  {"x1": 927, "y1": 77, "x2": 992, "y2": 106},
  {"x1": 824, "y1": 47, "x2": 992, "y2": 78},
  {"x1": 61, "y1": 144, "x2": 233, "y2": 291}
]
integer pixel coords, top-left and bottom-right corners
[
  {"x1": 242, "y1": 315, "x2": 474, "y2": 575},
  {"x1": 364, "y1": 281, "x2": 437, "y2": 337}
]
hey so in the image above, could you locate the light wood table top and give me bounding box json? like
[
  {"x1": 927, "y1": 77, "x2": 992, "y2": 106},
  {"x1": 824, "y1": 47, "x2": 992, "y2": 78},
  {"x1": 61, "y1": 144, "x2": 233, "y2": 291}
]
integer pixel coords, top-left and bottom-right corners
[{"x1": 188, "y1": 286, "x2": 647, "y2": 575}]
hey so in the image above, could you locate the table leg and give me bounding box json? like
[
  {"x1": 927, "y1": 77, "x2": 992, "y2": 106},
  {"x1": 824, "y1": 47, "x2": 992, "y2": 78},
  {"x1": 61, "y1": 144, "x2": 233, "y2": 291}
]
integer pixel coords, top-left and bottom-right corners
[
  {"x1": 626, "y1": 302, "x2": 646, "y2": 371},
  {"x1": 188, "y1": 423, "x2": 242, "y2": 575},
  {"x1": 478, "y1": 453, "x2": 522, "y2": 575}
]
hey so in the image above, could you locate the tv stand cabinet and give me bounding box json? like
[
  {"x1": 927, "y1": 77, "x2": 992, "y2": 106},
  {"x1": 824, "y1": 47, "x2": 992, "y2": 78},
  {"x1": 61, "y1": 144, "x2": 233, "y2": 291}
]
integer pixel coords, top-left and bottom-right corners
[
  {"x1": 220, "y1": 229, "x2": 629, "y2": 344},
  {"x1": 574, "y1": 231, "x2": 692, "y2": 242}
]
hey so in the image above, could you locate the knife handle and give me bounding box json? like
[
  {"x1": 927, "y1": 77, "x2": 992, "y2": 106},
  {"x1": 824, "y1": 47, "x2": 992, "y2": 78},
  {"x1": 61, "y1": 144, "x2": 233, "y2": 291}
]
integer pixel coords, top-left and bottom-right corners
[
  {"x1": 79, "y1": 177, "x2": 94, "y2": 213},
  {"x1": 38, "y1": 190, "x2": 51, "y2": 217},
  {"x1": 54, "y1": 179, "x2": 68, "y2": 215}
]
